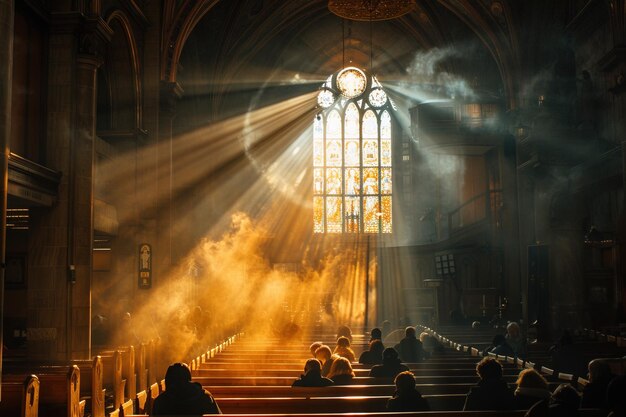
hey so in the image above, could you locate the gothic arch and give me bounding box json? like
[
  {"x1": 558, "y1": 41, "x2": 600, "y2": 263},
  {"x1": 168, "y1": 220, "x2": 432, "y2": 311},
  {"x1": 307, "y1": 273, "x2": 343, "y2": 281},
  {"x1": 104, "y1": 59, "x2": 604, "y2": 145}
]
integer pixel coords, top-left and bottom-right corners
[{"x1": 103, "y1": 9, "x2": 142, "y2": 129}]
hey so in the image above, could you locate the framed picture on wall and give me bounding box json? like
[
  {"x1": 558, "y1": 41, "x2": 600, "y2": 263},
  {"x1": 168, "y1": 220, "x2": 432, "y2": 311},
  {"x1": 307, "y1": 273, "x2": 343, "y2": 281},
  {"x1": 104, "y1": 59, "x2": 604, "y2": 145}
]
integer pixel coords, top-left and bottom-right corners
[{"x1": 5, "y1": 254, "x2": 26, "y2": 289}]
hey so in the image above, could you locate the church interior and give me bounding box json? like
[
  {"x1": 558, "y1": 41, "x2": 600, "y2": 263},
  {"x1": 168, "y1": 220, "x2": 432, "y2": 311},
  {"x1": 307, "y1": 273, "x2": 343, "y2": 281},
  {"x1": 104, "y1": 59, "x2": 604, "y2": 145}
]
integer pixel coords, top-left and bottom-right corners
[{"x1": 1, "y1": 0, "x2": 626, "y2": 415}]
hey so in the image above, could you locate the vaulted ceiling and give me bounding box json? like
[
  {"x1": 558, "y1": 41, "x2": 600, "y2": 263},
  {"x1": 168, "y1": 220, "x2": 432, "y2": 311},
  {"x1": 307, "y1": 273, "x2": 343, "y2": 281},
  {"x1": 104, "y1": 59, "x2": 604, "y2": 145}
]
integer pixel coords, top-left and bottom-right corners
[{"x1": 161, "y1": 0, "x2": 592, "y2": 124}]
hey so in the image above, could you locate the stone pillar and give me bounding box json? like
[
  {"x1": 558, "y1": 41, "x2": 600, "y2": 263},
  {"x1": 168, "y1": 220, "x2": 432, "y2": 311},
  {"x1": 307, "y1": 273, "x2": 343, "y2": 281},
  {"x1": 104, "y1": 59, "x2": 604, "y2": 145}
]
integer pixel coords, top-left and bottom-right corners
[
  {"x1": 70, "y1": 40, "x2": 104, "y2": 359},
  {"x1": 27, "y1": 13, "x2": 110, "y2": 360},
  {"x1": 155, "y1": 81, "x2": 182, "y2": 280},
  {"x1": 0, "y1": 0, "x2": 14, "y2": 378}
]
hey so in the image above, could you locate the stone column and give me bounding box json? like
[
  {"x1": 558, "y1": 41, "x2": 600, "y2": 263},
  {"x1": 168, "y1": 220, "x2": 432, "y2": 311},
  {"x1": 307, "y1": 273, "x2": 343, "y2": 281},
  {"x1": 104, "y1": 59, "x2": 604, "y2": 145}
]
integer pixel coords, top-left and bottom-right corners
[
  {"x1": 70, "y1": 29, "x2": 105, "y2": 358},
  {"x1": 27, "y1": 13, "x2": 110, "y2": 361},
  {"x1": 0, "y1": 0, "x2": 14, "y2": 377}
]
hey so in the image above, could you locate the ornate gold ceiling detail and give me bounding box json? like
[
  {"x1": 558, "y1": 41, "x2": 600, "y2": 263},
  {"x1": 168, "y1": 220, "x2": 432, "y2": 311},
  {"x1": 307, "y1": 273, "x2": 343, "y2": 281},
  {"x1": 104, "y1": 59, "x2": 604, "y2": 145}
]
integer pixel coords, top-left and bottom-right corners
[{"x1": 328, "y1": 0, "x2": 415, "y2": 21}]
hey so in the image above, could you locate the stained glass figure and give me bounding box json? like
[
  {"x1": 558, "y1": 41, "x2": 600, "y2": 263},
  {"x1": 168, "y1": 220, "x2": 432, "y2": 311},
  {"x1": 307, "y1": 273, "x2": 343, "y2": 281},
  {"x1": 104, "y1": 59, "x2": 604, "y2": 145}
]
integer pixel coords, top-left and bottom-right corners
[
  {"x1": 344, "y1": 167, "x2": 360, "y2": 195},
  {"x1": 314, "y1": 168, "x2": 324, "y2": 194},
  {"x1": 363, "y1": 168, "x2": 379, "y2": 195},
  {"x1": 326, "y1": 168, "x2": 342, "y2": 195}
]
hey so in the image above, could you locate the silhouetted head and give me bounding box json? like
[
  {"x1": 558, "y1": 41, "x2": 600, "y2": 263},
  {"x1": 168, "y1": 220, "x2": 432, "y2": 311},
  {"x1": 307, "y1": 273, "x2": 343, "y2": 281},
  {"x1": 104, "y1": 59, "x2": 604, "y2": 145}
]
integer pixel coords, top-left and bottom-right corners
[
  {"x1": 165, "y1": 363, "x2": 192, "y2": 389},
  {"x1": 405, "y1": 326, "x2": 416, "y2": 338},
  {"x1": 304, "y1": 358, "x2": 322, "y2": 374},
  {"x1": 336, "y1": 336, "x2": 351, "y2": 348},
  {"x1": 309, "y1": 341, "x2": 323, "y2": 357},
  {"x1": 314, "y1": 345, "x2": 332, "y2": 363},
  {"x1": 328, "y1": 356, "x2": 354, "y2": 378},
  {"x1": 476, "y1": 357, "x2": 502, "y2": 380},
  {"x1": 370, "y1": 328, "x2": 382, "y2": 340},
  {"x1": 383, "y1": 347, "x2": 399, "y2": 362},
  {"x1": 395, "y1": 371, "x2": 417, "y2": 394},
  {"x1": 587, "y1": 359, "x2": 612, "y2": 382},
  {"x1": 369, "y1": 339, "x2": 384, "y2": 355},
  {"x1": 516, "y1": 368, "x2": 548, "y2": 390},
  {"x1": 507, "y1": 322, "x2": 521, "y2": 338}
]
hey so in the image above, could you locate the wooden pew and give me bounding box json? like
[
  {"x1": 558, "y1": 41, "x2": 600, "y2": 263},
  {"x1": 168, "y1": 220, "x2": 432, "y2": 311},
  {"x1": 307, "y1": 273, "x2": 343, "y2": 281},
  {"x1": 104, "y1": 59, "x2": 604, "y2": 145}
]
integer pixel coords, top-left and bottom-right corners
[
  {"x1": 212, "y1": 394, "x2": 468, "y2": 413},
  {"x1": 100, "y1": 350, "x2": 125, "y2": 409},
  {"x1": 2, "y1": 357, "x2": 104, "y2": 417},
  {"x1": 203, "y1": 381, "x2": 566, "y2": 398},
  {"x1": 192, "y1": 368, "x2": 520, "y2": 378},
  {"x1": 191, "y1": 374, "x2": 522, "y2": 386},
  {"x1": 3, "y1": 365, "x2": 85, "y2": 417},
  {"x1": 0, "y1": 374, "x2": 39, "y2": 417},
  {"x1": 126, "y1": 411, "x2": 607, "y2": 417},
  {"x1": 136, "y1": 342, "x2": 148, "y2": 394}
]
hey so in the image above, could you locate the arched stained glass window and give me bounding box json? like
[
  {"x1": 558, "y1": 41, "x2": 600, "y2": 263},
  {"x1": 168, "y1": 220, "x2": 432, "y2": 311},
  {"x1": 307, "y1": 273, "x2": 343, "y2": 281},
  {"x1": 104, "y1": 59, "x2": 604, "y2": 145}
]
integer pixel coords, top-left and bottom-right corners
[{"x1": 313, "y1": 67, "x2": 394, "y2": 234}]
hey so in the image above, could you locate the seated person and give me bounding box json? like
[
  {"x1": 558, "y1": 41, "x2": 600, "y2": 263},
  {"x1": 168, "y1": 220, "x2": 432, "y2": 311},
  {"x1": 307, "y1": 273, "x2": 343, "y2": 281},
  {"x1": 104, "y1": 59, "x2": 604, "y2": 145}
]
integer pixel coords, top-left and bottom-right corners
[
  {"x1": 463, "y1": 357, "x2": 513, "y2": 411},
  {"x1": 506, "y1": 321, "x2": 527, "y2": 358},
  {"x1": 483, "y1": 334, "x2": 515, "y2": 357},
  {"x1": 314, "y1": 345, "x2": 335, "y2": 377},
  {"x1": 333, "y1": 336, "x2": 356, "y2": 362},
  {"x1": 581, "y1": 359, "x2": 615, "y2": 409},
  {"x1": 328, "y1": 356, "x2": 355, "y2": 385},
  {"x1": 152, "y1": 362, "x2": 221, "y2": 415},
  {"x1": 525, "y1": 383, "x2": 581, "y2": 417},
  {"x1": 359, "y1": 339, "x2": 384, "y2": 364},
  {"x1": 292, "y1": 358, "x2": 333, "y2": 387},
  {"x1": 370, "y1": 347, "x2": 409, "y2": 378},
  {"x1": 387, "y1": 371, "x2": 430, "y2": 412},
  {"x1": 514, "y1": 368, "x2": 551, "y2": 410},
  {"x1": 394, "y1": 326, "x2": 425, "y2": 362},
  {"x1": 370, "y1": 327, "x2": 382, "y2": 341}
]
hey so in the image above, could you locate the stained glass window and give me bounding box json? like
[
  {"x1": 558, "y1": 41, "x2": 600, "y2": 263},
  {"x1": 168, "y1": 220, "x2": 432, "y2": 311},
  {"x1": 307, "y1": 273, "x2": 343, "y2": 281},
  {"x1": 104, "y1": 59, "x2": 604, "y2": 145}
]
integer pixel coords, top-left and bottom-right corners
[{"x1": 314, "y1": 66, "x2": 393, "y2": 234}]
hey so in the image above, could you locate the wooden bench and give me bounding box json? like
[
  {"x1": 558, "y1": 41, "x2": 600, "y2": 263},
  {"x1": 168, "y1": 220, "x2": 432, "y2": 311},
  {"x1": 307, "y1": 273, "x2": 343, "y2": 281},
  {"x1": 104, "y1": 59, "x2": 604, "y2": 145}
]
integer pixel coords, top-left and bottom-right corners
[
  {"x1": 2, "y1": 365, "x2": 85, "y2": 417},
  {"x1": 204, "y1": 381, "x2": 566, "y2": 398},
  {"x1": 191, "y1": 374, "x2": 521, "y2": 386},
  {"x1": 0, "y1": 374, "x2": 39, "y2": 417},
  {"x1": 212, "y1": 394, "x2": 469, "y2": 413},
  {"x1": 2, "y1": 357, "x2": 105, "y2": 417}
]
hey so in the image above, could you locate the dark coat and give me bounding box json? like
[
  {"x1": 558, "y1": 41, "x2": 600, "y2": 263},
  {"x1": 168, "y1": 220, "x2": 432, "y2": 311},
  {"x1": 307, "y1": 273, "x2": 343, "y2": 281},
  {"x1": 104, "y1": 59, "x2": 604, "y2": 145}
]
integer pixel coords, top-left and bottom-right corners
[
  {"x1": 387, "y1": 390, "x2": 431, "y2": 412},
  {"x1": 513, "y1": 388, "x2": 551, "y2": 410},
  {"x1": 369, "y1": 360, "x2": 409, "y2": 378},
  {"x1": 463, "y1": 378, "x2": 514, "y2": 411},
  {"x1": 152, "y1": 382, "x2": 221, "y2": 415},
  {"x1": 394, "y1": 337, "x2": 425, "y2": 362},
  {"x1": 292, "y1": 370, "x2": 334, "y2": 387},
  {"x1": 358, "y1": 350, "x2": 383, "y2": 365}
]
